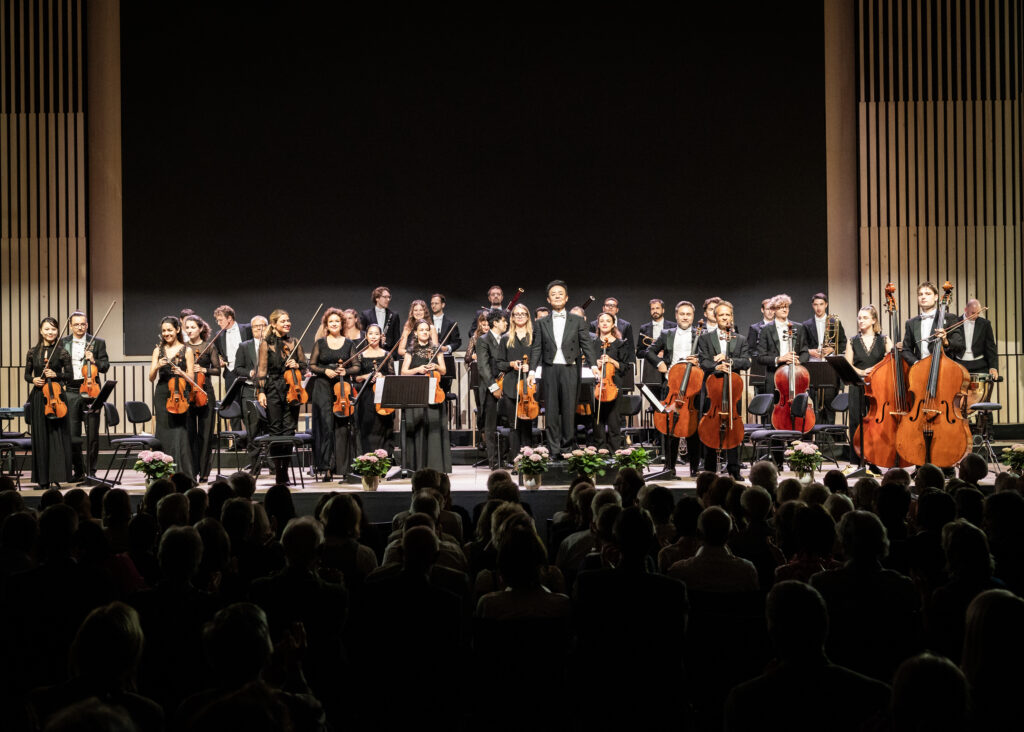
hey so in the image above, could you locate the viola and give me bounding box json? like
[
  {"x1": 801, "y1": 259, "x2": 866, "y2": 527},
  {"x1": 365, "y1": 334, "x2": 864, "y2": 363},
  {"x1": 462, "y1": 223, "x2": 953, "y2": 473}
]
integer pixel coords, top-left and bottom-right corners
[
  {"x1": 895, "y1": 281, "x2": 972, "y2": 467},
  {"x1": 281, "y1": 340, "x2": 309, "y2": 406},
  {"x1": 771, "y1": 323, "x2": 816, "y2": 432},
  {"x1": 697, "y1": 334, "x2": 744, "y2": 451},
  {"x1": 166, "y1": 372, "x2": 191, "y2": 415},
  {"x1": 654, "y1": 322, "x2": 705, "y2": 439},
  {"x1": 191, "y1": 368, "x2": 209, "y2": 408},
  {"x1": 516, "y1": 354, "x2": 540, "y2": 422},
  {"x1": 854, "y1": 283, "x2": 912, "y2": 468}
]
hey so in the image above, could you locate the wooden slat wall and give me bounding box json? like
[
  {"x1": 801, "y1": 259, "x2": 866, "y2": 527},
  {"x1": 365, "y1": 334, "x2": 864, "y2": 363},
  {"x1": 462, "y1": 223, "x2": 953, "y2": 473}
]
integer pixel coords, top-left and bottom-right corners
[
  {"x1": 1, "y1": 0, "x2": 87, "y2": 432},
  {"x1": 858, "y1": 0, "x2": 1023, "y2": 423}
]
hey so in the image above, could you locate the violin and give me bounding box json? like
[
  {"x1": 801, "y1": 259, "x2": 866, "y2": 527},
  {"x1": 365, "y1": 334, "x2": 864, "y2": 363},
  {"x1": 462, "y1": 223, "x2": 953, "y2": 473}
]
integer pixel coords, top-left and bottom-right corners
[
  {"x1": 421, "y1": 323, "x2": 459, "y2": 405},
  {"x1": 40, "y1": 317, "x2": 72, "y2": 420},
  {"x1": 282, "y1": 305, "x2": 323, "y2": 407},
  {"x1": 332, "y1": 344, "x2": 368, "y2": 417},
  {"x1": 895, "y1": 281, "x2": 972, "y2": 467},
  {"x1": 515, "y1": 354, "x2": 539, "y2": 422},
  {"x1": 370, "y1": 339, "x2": 403, "y2": 416},
  {"x1": 697, "y1": 329, "x2": 744, "y2": 451},
  {"x1": 187, "y1": 324, "x2": 228, "y2": 409},
  {"x1": 79, "y1": 299, "x2": 116, "y2": 399},
  {"x1": 855, "y1": 283, "x2": 912, "y2": 468},
  {"x1": 161, "y1": 345, "x2": 206, "y2": 415},
  {"x1": 771, "y1": 323, "x2": 816, "y2": 432},
  {"x1": 593, "y1": 338, "x2": 619, "y2": 404},
  {"x1": 654, "y1": 321, "x2": 705, "y2": 439}
]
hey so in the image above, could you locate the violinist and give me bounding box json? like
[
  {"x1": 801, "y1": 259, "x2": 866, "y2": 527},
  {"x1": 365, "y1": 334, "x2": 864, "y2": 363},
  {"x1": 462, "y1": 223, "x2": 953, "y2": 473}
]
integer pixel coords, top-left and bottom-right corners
[
  {"x1": 498, "y1": 303, "x2": 537, "y2": 458},
  {"x1": 476, "y1": 310, "x2": 508, "y2": 470},
  {"x1": 61, "y1": 310, "x2": 110, "y2": 481},
  {"x1": 360, "y1": 286, "x2": 400, "y2": 350},
  {"x1": 954, "y1": 299, "x2": 998, "y2": 380},
  {"x1": 401, "y1": 319, "x2": 452, "y2": 472},
  {"x1": 25, "y1": 317, "x2": 74, "y2": 487},
  {"x1": 646, "y1": 300, "x2": 704, "y2": 476},
  {"x1": 353, "y1": 324, "x2": 395, "y2": 456},
  {"x1": 591, "y1": 312, "x2": 631, "y2": 451},
  {"x1": 341, "y1": 308, "x2": 365, "y2": 343},
  {"x1": 234, "y1": 314, "x2": 268, "y2": 473},
  {"x1": 148, "y1": 316, "x2": 195, "y2": 479},
  {"x1": 183, "y1": 314, "x2": 222, "y2": 483},
  {"x1": 398, "y1": 299, "x2": 439, "y2": 357},
  {"x1": 256, "y1": 309, "x2": 308, "y2": 485},
  {"x1": 636, "y1": 298, "x2": 667, "y2": 360},
  {"x1": 213, "y1": 305, "x2": 252, "y2": 406},
  {"x1": 696, "y1": 301, "x2": 750, "y2": 480},
  {"x1": 802, "y1": 292, "x2": 847, "y2": 424},
  {"x1": 756, "y1": 294, "x2": 810, "y2": 374},
  {"x1": 900, "y1": 281, "x2": 965, "y2": 364},
  {"x1": 844, "y1": 305, "x2": 892, "y2": 450},
  {"x1": 589, "y1": 297, "x2": 635, "y2": 362},
  {"x1": 308, "y1": 308, "x2": 359, "y2": 481}
]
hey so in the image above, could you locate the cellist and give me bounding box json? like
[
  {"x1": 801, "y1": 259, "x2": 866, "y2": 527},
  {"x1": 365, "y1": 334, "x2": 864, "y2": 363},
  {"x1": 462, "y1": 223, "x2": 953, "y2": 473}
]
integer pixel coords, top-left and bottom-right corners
[
  {"x1": 591, "y1": 312, "x2": 631, "y2": 451},
  {"x1": 756, "y1": 294, "x2": 810, "y2": 374},
  {"x1": 900, "y1": 281, "x2": 965, "y2": 364},
  {"x1": 646, "y1": 300, "x2": 704, "y2": 476},
  {"x1": 697, "y1": 301, "x2": 750, "y2": 480},
  {"x1": 498, "y1": 303, "x2": 537, "y2": 458}
]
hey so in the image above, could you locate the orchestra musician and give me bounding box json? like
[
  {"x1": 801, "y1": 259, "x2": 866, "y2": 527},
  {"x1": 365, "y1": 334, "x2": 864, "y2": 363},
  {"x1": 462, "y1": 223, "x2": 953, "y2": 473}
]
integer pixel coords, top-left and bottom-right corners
[
  {"x1": 646, "y1": 300, "x2": 705, "y2": 476},
  {"x1": 234, "y1": 315, "x2": 268, "y2": 473},
  {"x1": 636, "y1": 298, "x2": 667, "y2": 360},
  {"x1": 476, "y1": 285, "x2": 504, "y2": 320},
  {"x1": 802, "y1": 292, "x2": 847, "y2": 424},
  {"x1": 696, "y1": 301, "x2": 749, "y2": 480},
  {"x1": 746, "y1": 298, "x2": 775, "y2": 360},
  {"x1": 256, "y1": 309, "x2": 307, "y2": 485},
  {"x1": 702, "y1": 297, "x2": 722, "y2": 334},
  {"x1": 528, "y1": 280, "x2": 600, "y2": 454},
  {"x1": 464, "y1": 311, "x2": 490, "y2": 435},
  {"x1": 590, "y1": 297, "x2": 635, "y2": 362},
  {"x1": 398, "y1": 299, "x2": 439, "y2": 357},
  {"x1": 360, "y1": 286, "x2": 400, "y2": 350},
  {"x1": 498, "y1": 303, "x2": 537, "y2": 458},
  {"x1": 308, "y1": 308, "x2": 359, "y2": 481},
  {"x1": 429, "y1": 293, "x2": 462, "y2": 354},
  {"x1": 476, "y1": 309, "x2": 508, "y2": 470},
  {"x1": 955, "y1": 299, "x2": 999, "y2": 380},
  {"x1": 401, "y1": 319, "x2": 452, "y2": 472},
  {"x1": 148, "y1": 316, "x2": 195, "y2": 479},
  {"x1": 757, "y1": 294, "x2": 810, "y2": 374},
  {"x1": 353, "y1": 324, "x2": 395, "y2": 456},
  {"x1": 844, "y1": 305, "x2": 892, "y2": 451},
  {"x1": 26, "y1": 317, "x2": 74, "y2": 487},
  {"x1": 591, "y1": 312, "x2": 632, "y2": 451},
  {"x1": 213, "y1": 305, "x2": 252, "y2": 405},
  {"x1": 61, "y1": 310, "x2": 110, "y2": 481},
  {"x1": 534, "y1": 306, "x2": 550, "y2": 320},
  {"x1": 341, "y1": 308, "x2": 365, "y2": 343},
  {"x1": 900, "y1": 281, "x2": 965, "y2": 364},
  {"x1": 183, "y1": 314, "x2": 222, "y2": 483}
]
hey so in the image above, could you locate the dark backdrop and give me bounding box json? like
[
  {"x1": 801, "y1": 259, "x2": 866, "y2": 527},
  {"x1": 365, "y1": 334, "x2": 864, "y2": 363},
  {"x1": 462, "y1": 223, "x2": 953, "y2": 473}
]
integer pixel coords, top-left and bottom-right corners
[{"x1": 121, "y1": 2, "x2": 827, "y2": 355}]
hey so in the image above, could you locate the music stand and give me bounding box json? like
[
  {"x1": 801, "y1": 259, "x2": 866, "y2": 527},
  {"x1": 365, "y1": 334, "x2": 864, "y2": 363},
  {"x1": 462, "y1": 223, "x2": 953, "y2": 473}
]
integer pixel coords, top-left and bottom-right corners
[
  {"x1": 82, "y1": 379, "x2": 117, "y2": 487},
  {"x1": 825, "y1": 355, "x2": 872, "y2": 478},
  {"x1": 805, "y1": 361, "x2": 840, "y2": 422},
  {"x1": 635, "y1": 384, "x2": 678, "y2": 481},
  {"x1": 378, "y1": 375, "x2": 436, "y2": 480},
  {"x1": 214, "y1": 376, "x2": 248, "y2": 480}
]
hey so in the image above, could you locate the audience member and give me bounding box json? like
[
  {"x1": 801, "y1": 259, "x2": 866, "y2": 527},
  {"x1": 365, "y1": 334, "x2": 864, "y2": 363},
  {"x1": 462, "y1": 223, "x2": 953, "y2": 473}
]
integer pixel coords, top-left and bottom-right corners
[
  {"x1": 775, "y1": 504, "x2": 840, "y2": 583},
  {"x1": 961, "y1": 589, "x2": 1024, "y2": 729},
  {"x1": 206, "y1": 479, "x2": 234, "y2": 519},
  {"x1": 555, "y1": 488, "x2": 621, "y2": 578},
  {"x1": 981, "y1": 490, "x2": 1024, "y2": 595},
  {"x1": 320, "y1": 494, "x2": 378, "y2": 591},
  {"x1": 476, "y1": 523, "x2": 570, "y2": 619},
  {"x1": 851, "y1": 475, "x2": 880, "y2": 510},
  {"x1": 156, "y1": 492, "x2": 190, "y2": 535},
  {"x1": 669, "y1": 506, "x2": 758, "y2": 593},
  {"x1": 952, "y1": 486, "x2": 983, "y2": 527},
  {"x1": 185, "y1": 487, "x2": 209, "y2": 525},
  {"x1": 170, "y1": 471, "x2": 195, "y2": 494},
  {"x1": 658, "y1": 496, "x2": 703, "y2": 573},
  {"x1": 0, "y1": 510, "x2": 36, "y2": 579},
  {"x1": 798, "y1": 481, "x2": 830, "y2": 506},
  {"x1": 728, "y1": 486, "x2": 784, "y2": 590},
  {"x1": 906, "y1": 489, "x2": 956, "y2": 596},
  {"x1": 228, "y1": 471, "x2": 257, "y2": 500},
  {"x1": 639, "y1": 483, "x2": 675, "y2": 545},
  {"x1": 823, "y1": 491, "x2": 854, "y2": 525},
  {"x1": 141, "y1": 479, "x2": 173, "y2": 516},
  {"x1": 262, "y1": 484, "x2": 296, "y2": 539},
  {"x1": 822, "y1": 468, "x2": 848, "y2": 495},
  {"x1": 957, "y1": 452, "x2": 987, "y2": 486},
  {"x1": 747, "y1": 460, "x2": 778, "y2": 498},
  {"x1": 775, "y1": 477, "x2": 802, "y2": 505},
  {"x1": 891, "y1": 652, "x2": 969, "y2": 732},
  {"x1": 694, "y1": 470, "x2": 717, "y2": 505},
  {"x1": 612, "y1": 466, "x2": 645, "y2": 508}
]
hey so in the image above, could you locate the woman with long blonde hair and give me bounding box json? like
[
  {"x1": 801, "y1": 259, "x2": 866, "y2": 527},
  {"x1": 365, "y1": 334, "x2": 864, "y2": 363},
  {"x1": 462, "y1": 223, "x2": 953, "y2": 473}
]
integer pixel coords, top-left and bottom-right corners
[{"x1": 498, "y1": 303, "x2": 537, "y2": 456}]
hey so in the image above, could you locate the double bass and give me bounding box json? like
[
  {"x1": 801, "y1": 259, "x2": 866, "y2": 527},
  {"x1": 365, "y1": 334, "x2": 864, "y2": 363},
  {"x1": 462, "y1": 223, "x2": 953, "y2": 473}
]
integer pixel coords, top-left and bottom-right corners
[
  {"x1": 697, "y1": 329, "x2": 745, "y2": 452},
  {"x1": 895, "y1": 282, "x2": 972, "y2": 467},
  {"x1": 771, "y1": 323, "x2": 815, "y2": 432},
  {"x1": 653, "y1": 321, "x2": 705, "y2": 439},
  {"x1": 854, "y1": 283, "x2": 911, "y2": 468}
]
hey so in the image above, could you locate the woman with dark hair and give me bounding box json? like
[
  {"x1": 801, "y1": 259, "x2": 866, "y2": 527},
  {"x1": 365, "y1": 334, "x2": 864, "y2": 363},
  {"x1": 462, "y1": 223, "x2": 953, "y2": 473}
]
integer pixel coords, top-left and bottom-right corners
[
  {"x1": 341, "y1": 308, "x2": 365, "y2": 343},
  {"x1": 25, "y1": 316, "x2": 74, "y2": 486},
  {"x1": 352, "y1": 324, "x2": 395, "y2": 456},
  {"x1": 256, "y1": 309, "x2": 306, "y2": 485},
  {"x1": 397, "y1": 299, "x2": 438, "y2": 357},
  {"x1": 148, "y1": 315, "x2": 195, "y2": 479},
  {"x1": 262, "y1": 484, "x2": 296, "y2": 539},
  {"x1": 183, "y1": 314, "x2": 221, "y2": 483},
  {"x1": 308, "y1": 307, "x2": 359, "y2": 481},
  {"x1": 401, "y1": 319, "x2": 451, "y2": 472},
  {"x1": 591, "y1": 312, "x2": 631, "y2": 450}
]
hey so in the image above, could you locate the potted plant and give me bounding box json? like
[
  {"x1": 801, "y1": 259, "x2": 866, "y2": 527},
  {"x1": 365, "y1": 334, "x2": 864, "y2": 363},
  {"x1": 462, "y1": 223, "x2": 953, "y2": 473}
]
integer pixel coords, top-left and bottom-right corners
[
  {"x1": 564, "y1": 445, "x2": 613, "y2": 482},
  {"x1": 613, "y1": 446, "x2": 653, "y2": 472},
  {"x1": 351, "y1": 449, "x2": 392, "y2": 491},
  {"x1": 1000, "y1": 444, "x2": 1024, "y2": 476},
  {"x1": 784, "y1": 440, "x2": 823, "y2": 485},
  {"x1": 134, "y1": 450, "x2": 176, "y2": 486},
  {"x1": 513, "y1": 445, "x2": 550, "y2": 489}
]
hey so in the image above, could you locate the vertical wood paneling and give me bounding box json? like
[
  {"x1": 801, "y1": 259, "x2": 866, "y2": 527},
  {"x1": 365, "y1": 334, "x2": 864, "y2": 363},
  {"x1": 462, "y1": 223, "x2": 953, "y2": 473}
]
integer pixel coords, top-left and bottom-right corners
[{"x1": 858, "y1": 0, "x2": 1024, "y2": 423}]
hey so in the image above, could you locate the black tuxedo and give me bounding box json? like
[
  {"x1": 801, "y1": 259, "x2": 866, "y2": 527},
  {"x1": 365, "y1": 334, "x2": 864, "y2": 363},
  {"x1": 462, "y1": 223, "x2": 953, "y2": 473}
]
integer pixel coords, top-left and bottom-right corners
[
  {"x1": 901, "y1": 312, "x2": 966, "y2": 364},
  {"x1": 360, "y1": 307, "x2": 401, "y2": 350},
  {"x1": 644, "y1": 326, "x2": 703, "y2": 475},
  {"x1": 801, "y1": 316, "x2": 847, "y2": 423},
  {"x1": 696, "y1": 330, "x2": 750, "y2": 476},
  {"x1": 801, "y1": 316, "x2": 848, "y2": 356},
  {"x1": 955, "y1": 315, "x2": 998, "y2": 372},
  {"x1": 757, "y1": 321, "x2": 810, "y2": 372},
  {"x1": 530, "y1": 311, "x2": 599, "y2": 453},
  {"x1": 214, "y1": 323, "x2": 253, "y2": 404},
  {"x1": 644, "y1": 326, "x2": 702, "y2": 371},
  {"x1": 636, "y1": 319, "x2": 668, "y2": 360},
  {"x1": 476, "y1": 332, "x2": 506, "y2": 468},
  {"x1": 59, "y1": 334, "x2": 110, "y2": 477},
  {"x1": 746, "y1": 321, "x2": 769, "y2": 359},
  {"x1": 431, "y1": 314, "x2": 461, "y2": 353},
  {"x1": 590, "y1": 317, "x2": 635, "y2": 361},
  {"x1": 233, "y1": 338, "x2": 263, "y2": 463}
]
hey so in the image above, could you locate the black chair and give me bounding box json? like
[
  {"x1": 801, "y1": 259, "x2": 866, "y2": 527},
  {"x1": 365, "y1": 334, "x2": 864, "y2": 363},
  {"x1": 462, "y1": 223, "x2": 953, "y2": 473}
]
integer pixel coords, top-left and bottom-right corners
[
  {"x1": 0, "y1": 403, "x2": 32, "y2": 489},
  {"x1": 969, "y1": 401, "x2": 1003, "y2": 469},
  {"x1": 103, "y1": 401, "x2": 162, "y2": 486},
  {"x1": 748, "y1": 393, "x2": 811, "y2": 464},
  {"x1": 810, "y1": 392, "x2": 852, "y2": 467},
  {"x1": 249, "y1": 400, "x2": 313, "y2": 488},
  {"x1": 214, "y1": 401, "x2": 248, "y2": 478}
]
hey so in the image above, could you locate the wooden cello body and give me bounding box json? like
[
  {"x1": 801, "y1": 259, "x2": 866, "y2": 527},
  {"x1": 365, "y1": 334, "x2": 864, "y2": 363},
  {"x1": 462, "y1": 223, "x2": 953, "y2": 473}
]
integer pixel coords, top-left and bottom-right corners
[
  {"x1": 771, "y1": 324, "x2": 815, "y2": 432},
  {"x1": 697, "y1": 369, "x2": 744, "y2": 451},
  {"x1": 654, "y1": 361, "x2": 704, "y2": 438}
]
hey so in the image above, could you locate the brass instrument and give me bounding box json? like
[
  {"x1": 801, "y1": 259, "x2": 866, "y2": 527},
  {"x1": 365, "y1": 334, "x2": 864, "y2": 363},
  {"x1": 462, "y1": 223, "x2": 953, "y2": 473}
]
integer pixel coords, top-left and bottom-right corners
[{"x1": 822, "y1": 314, "x2": 841, "y2": 353}]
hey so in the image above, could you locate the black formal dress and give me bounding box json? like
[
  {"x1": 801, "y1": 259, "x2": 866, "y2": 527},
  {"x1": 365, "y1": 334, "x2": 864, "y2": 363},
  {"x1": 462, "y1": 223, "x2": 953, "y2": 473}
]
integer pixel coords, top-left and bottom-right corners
[
  {"x1": 498, "y1": 332, "x2": 536, "y2": 458},
  {"x1": 60, "y1": 334, "x2": 110, "y2": 477},
  {"x1": 476, "y1": 330, "x2": 506, "y2": 469},
  {"x1": 186, "y1": 341, "x2": 221, "y2": 481},
  {"x1": 591, "y1": 335, "x2": 631, "y2": 451},
  {"x1": 353, "y1": 352, "x2": 395, "y2": 456},
  {"x1": 590, "y1": 317, "x2": 635, "y2": 362},
  {"x1": 697, "y1": 330, "x2": 751, "y2": 476},
  {"x1": 256, "y1": 336, "x2": 306, "y2": 484},
  {"x1": 646, "y1": 326, "x2": 705, "y2": 474},
  {"x1": 848, "y1": 333, "x2": 888, "y2": 446},
  {"x1": 308, "y1": 337, "x2": 358, "y2": 477},
  {"x1": 25, "y1": 345, "x2": 74, "y2": 486},
  {"x1": 153, "y1": 345, "x2": 194, "y2": 479},
  {"x1": 403, "y1": 345, "x2": 452, "y2": 472}
]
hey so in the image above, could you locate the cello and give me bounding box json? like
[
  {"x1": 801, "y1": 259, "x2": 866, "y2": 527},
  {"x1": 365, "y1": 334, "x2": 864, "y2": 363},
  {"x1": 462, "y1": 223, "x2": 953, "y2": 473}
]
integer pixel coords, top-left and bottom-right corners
[
  {"x1": 771, "y1": 323, "x2": 816, "y2": 432},
  {"x1": 895, "y1": 281, "x2": 972, "y2": 467},
  {"x1": 653, "y1": 321, "x2": 705, "y2": 439},
  {"x1": 854, "y1": 283, "x2": 911, "y2": 468},
  {"x1": 697, "y1": 329, "x2": 745, "y2": 452}
]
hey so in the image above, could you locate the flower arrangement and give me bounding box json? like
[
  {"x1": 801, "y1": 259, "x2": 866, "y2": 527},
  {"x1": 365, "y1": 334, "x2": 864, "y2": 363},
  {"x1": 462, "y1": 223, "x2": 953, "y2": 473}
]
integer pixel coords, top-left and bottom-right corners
[
  {"x1": 1001, "y1": 444, "x2": 1024, "y2": 474},
  {"x1": 513, "y1": 445, "x2": 551, "y2": 475},
  {"x1": 134, "y1": 450, "x2": 176, "y2": 481},
  {"x1": 351, "y1": 449, "x2": 393, "y2": 477},
  {"x1": 613, "y1": 446, "x2": 652, "y2": 472},
  {"x1": 784, "y1": 440, "x2": 823, "y2": 474},
  {"x1": 564, "y1": 445, "x2": 613, "y2": 478}
]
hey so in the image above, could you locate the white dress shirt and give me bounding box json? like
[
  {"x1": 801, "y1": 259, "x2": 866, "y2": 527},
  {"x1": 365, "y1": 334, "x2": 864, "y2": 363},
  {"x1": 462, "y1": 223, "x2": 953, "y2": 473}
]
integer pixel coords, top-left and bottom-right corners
[
  {"x1": 775, "y1": 321, "x2": 792, "y2": 358},
  {"x1": 225, "y1": 323, "x2": 241, "y2": 370},
  {"x1": 551, "y1": 311, "x2": 568, "y2": 365},
  {"x1": 69, "y1": 336, "x2": 87, "y2": 375},
  {"x1": 962, "y1": 318, "x2": 976, "y2": 361},
  {"x1": 811, "y1": 315, "x2": 827, "y2": 361},
  {"x1": 919, "y1": 310, "x2": 936, "y2": 357},
  {"x1": 670, "y1": 328, "x2": 693, "y2": 364},
  {"x1": 651, "y1": 318, "x2": 664, "y2": 341},
  {"x1": 374, "y1": 306, "x2": 387, "y2": 329}
]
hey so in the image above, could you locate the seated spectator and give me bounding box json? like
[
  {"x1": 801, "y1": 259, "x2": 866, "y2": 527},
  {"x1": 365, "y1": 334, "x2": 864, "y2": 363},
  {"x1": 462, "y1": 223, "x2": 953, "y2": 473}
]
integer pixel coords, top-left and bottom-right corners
[
  {"x1": 262, "y1": 484, "x2": 296, "y2": 539},
  {"x1": 728, "y1": 486, "x2": 785, "y2": 591},
  {"x1": 798, "y1": 482, "x2": 830, "y2": 507},
  {"x1": 476, "y1": 523, "x2": 571, "y2": 619},
  {"x1": 823, "y1": 491, "x2": 854, "y2": 526},
  {"x1": 953, "y1": 486, "x2": 983, "y2": 527},
  {"x1": 228, "y1": 471, "x2": 257, "y2": 501},
  {"x1": 574, "y1": 503, "x2": 623, "y2": 576},
  {"x1": 475, "y1": 505, "x2": 564, "y2": 598},
  {"x1": 613, "y1": 466, "x2": 645, "y2": 508},
  {"x1": 141, "y1": 479, "x2": 173, "y2": 516},
  {"x1": 810, "y1": 511, "x2": 920, "y2": 682},
  {"x1": 390, "y1": 488, "x2": 462, "y2": 544},
  {"x1": 194, "y1": 517, "x2": 232, "y2": 596},
  {"x1": 156, "y1": 492, "x2": 190, "y2": 535},
  {"x1": 548, "y1": 482, "x2": 595, "y2": 563},
  {"x1": 319, "y1": 494, "x2": 378, "y2": 591},
  {"x1": 555, "y1": 488, "x2": 621, "y2": 578},
  {"x1": 822, "y1": 468, "x2": 849, "y2": 495},
  {"x1": 185, "y1": 487, "x2": 209, "y2": 526},
  {"x1": 0, "y1": 510, "x2": 36, "y2": 579},
  {"x1": 851, "y1": 475, "x2": 880, "y2": 510},
  {"x1": 875, "y1": 481, "x2": 912, "y2": 575},
  {"x1": 222, "y1": 497, "x2": 285, "y2": 588},
  {"x1": 961, "y1": 589, "x2": 1024, "y2": 729},
  {"x1": 982, "y1": 490, "x2": 1024, "y2": 596},
  {"x1": 170, "y1": 472, "x2": 195, "y2": 494},
  {"x1": 914, "y1": 463, "x2": 946, "y2": 493},
  {"x1": 906, "y1": 489, "x2": 956, "y2": 597},
  {"x1": 694, "y1": 470, "x2": 717, "y2": 505},
  {"x1": 0, "y1": 488, "x2": 24, "y2": 524},
  {"x1": 43, "y1": 698, "x2": 138, "y2": 732},
  {"x1": 471, "y1": 470, "x2": 534, "y2": 530},
  {"x1": 38, "y1": 486, "x2": 65, "y2": 510},
  {"x1": 724, "y1": 581, "x2": 891, "y2": 731},
  {"x1": 704, "y1": 476, "x2": 735, "y2": 508},
  {"x1": 891, "y1": 653, "x2": 969, "y2": 732},
  {"x1": 206, "y1": 480, "x2": 234, "y2": 519},
  {"x1": 127, "y1": 512, "x2": 160, "y2": 587},
  {"x1": 464, "y1": 498, "x2": 505, "y2": 582},
  {"x1": 658, "y1": 496, "x2": 703, "y2": 573},
  {"x1": 776, "y1": 478, "x2": 802, "y2": 505},
  {"x1": 88, "y1": 484, "x2": 110, "y2": 523},
  {"x1": 639, "y1": 484, "x2": 676, "y2": 546},
  {"x1": 381, "y1": 508, "x2": 467, "y2": 573},
  {"x1": 63, "y1": 488, "x2": 93, "y2": 524},
  {"x1": 957, "y1": 452, "x2": 988, "y2": 487},
  {"x1": 775, "y1": 504, "x2": 840, "y2": 584},
  {"x1": 772, "y1": 499, "x2": 806, "y2": 560},
  {"x1": 747, "y1": 460, "x2": 778, "y2": 498},
  {"x1": 669, "y1": 506, "x2": 758, "y2": 593}
]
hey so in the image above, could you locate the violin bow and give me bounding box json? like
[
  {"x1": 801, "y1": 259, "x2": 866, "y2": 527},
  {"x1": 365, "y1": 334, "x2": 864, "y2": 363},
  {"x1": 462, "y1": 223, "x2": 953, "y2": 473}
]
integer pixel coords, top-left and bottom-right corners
[
  {"x1": 42, "y1": 316, "x2": 73, "y2": 371},
  {"x1": 293, "y1": 303, "x2": 324, "y2": 356},
  {"x1": 353, "y1": 338, "x2": 402, "y2": 405},
  {"x1": 84, "y1": 299, "x2": 117, "y2": 354},
  {"x1": 922, "y1": 306, "x2": 989, "y2": 342},
  {"x1": 425, "y1": 322, "x2": 458, "y2": 370}
]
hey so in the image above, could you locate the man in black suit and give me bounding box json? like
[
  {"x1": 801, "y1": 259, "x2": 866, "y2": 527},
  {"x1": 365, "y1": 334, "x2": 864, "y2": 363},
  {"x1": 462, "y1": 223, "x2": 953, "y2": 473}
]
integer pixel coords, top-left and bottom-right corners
[
  {"x1": 234, "y1": 315, "x2": 267, "y2": 471},
  {"x1": 757, "y1": 294, "x2": 810, "y2": 376},
  {"x1": 646, "y1": 300, "x2": 704, "y2": 477},
  {"x1": 746, "y1": 298, "x2": 775, "y2": 411},
  {"x1": 61, "y1": 310, "x2": 110, "y2": 480},
  {"x1": 360, "y1": 286, "x2": 400, "y2": 350},
  {"x1": 590, "y1": 297, "x2": 635, "y2": 361},
  {"x1": 475, "y1": 284, "x2": 505, "y2": 321},
  {"x1": 476, "y1": 310, "x2": 507, "y2": 469},
  {"x1": 529, "y1": 280, "x2": 600, "y2": 454},
  {"x1": 954, "y1": 298, "x2": 998, "y2": 379},
  {"x1": 900, "y1": 281, "x2": 965, "y2": 365},
  {"x1": 636, "y1": 297, "x2": 668, "y2": 360},
  {"x1": 802, "y1": 292, "x2": 848, "y2": 424},
  {"x1": 697, "y1": 301, "x2": 750, "y2": 479},
  {"x1": 213, "y1": 305, "x2": 253, "y2": 399},
  {"x1": 429, "y1": 293, "x2": 462, "y2": 353}
]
